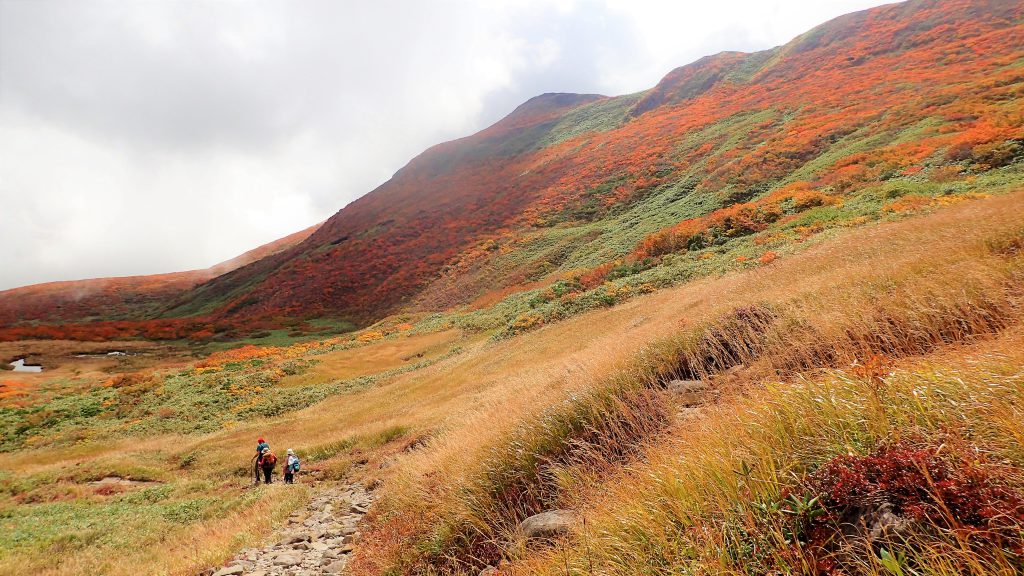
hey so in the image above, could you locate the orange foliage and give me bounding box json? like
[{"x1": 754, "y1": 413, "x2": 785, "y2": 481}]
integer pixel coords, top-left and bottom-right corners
[
  {"x1": 2, "y1": 0, "x2": 1022, "y2": 337},
  {"x1": 578, "y1": 263, "x2": 616, "y2": 290},
  {"x1": 759, "y1": 251, "x2": 779, "y2": 265},
  {"x1": 635, "y1": 184, "x2": 839, "y2": 258},
  {"x1": 196, "y1": 345, "x2": 278, "y2": 368},
  {"x1": 0, "y1": 380, "x2": 30, "y2": 399}
]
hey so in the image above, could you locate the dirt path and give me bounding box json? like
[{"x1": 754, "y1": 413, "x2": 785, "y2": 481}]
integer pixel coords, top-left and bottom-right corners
[{"x1": 204, "y1": 482, "x2": 375, "y2": 576}]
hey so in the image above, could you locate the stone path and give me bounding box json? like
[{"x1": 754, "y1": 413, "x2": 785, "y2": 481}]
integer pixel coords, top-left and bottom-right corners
[{"x1": 205, "y1": 483, "x2": 375, "y2": 576}]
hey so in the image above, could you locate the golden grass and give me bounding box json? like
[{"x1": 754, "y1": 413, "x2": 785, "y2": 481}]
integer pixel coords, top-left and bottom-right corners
[
  {"x1": 277, "y1": 329, "x2": 464, "y2": 387},
  {"x1": 0, "y1": 483, "x2": 309, "y2": 576},
  {"x1": 350, "y1": 190, "x2": 1024, "y2": 575},
  {"x1": 3, "y1": 191, "x2": 1024, "y2": 575},
  {"x1": 513, "y1": 331, "x2": 1024, "y2": 576}
]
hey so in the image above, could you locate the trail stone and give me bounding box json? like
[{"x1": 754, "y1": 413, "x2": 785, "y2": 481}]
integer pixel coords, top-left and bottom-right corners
[
  {"x1": 666, "y1": 379, "x2": 709, "y2": 406},
  {"x1": 519, "y1": 510, "x2": 575, "y2": 540},
  {"x1": 865, "y1": 502, "x2": 913, "y2": 543},
  {"x1": 212, "y1": 566, "x2": 244, "y2": 576},
  {"x1": 324, "y1": 559, "x2": 348, "y2": 574},
  {"x1": 273, "y1": 554, "x2": 301, "y2": 566},
  {"x1": 208, "y1": 482, "x2": 373, "y2": 576},
  {"x1": 281, "y1": 533, "x2": 312, "y2": 545},
  {"x1": 480, "y1": 566, "x2": 499, "y2": 576}
]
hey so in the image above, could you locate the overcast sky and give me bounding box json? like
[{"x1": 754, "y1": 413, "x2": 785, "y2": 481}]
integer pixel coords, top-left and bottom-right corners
[{"x1": 0, "y1": 0, "x2": 892, "y2": 290}]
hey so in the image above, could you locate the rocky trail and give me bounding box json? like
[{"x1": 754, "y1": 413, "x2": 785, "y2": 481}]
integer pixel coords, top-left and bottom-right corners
[
  {"x1": 203, "y1": 482, "x2": 375, "y2": 576},
  {"x1": 202, "y1": 380, "x2": 711, "y2": 576}
]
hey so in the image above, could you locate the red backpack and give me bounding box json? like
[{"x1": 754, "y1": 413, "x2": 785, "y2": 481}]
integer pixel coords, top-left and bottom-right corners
[{"x1": 262, "y1": 452, "x2": 278, "y2": 467}]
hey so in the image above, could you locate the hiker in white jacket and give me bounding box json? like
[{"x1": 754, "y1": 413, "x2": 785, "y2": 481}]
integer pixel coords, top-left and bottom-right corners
[{"x1": 284, "y1": 449, "x2": 300, "y2": 484}]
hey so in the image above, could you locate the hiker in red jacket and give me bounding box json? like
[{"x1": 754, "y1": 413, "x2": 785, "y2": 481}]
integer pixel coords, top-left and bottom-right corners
[{"x1": 258, "y1": 447, "x2": 278, "y2": 484}]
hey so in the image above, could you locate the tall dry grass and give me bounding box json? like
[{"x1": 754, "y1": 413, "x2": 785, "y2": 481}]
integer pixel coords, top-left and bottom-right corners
[
  {"x1": 4, "y1": 192, "x2": 1024, "y2": 576},
  {"x1": 516, "y1": 332, "x2": 1024, "y2": 576},
  {"x1": 352, "y1": 191, "x2": 1024, "y2": 576}
]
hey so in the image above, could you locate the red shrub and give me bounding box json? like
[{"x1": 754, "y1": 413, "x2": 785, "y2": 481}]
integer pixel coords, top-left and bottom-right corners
[
  {"x1": 802, "y1": 441, "x2": 1024, "y2": 553},
  {"x1": 578, "y1": 262, "x2": 615, "y2": 289}
]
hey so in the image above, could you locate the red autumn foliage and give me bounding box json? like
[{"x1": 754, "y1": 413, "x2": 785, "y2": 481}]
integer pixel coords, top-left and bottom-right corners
[
  {"x1": 578, "y1": 263, "x2": 616, "y2": 290},
  {"x1": 797, "y1": 440, "x2": 1024, "y2": 572},
  {"x1": 0, "y1": 222, "x2": 320, "y2": 334},
  {"x1": 2, "y1": 0, "x2": 1023, "y2": 339},
  {"x1": 0, "y1": 319, "x2": 214, "y2": 342}
]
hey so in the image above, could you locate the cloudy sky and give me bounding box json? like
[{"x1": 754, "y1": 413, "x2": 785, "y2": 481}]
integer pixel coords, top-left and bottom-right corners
[{"x1": 0, "y1": 0, "x2": 891, "y2": 290}]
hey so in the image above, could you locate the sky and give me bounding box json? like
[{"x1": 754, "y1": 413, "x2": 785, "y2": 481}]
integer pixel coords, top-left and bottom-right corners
[{"x1": 0, "y1": 0, "x2": 892, "y2": 291}]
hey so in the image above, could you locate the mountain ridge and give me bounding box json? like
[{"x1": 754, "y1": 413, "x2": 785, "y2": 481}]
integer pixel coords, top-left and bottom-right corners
[
  {"x1": 0, "y1": 221, "x2": 321, "y2": 329},
  {"x1": 2, "y1": 0, "x2": 1023, "y2": 341}
]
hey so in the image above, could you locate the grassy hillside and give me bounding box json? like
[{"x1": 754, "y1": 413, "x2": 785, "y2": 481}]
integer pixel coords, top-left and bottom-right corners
[
  {"x1": 167, "y1": 0, "x2": 1022, "y2": 332},
  {"x1": 2, "y1": 2, "x2": 1024, "y2": 575},
  {"x1": 351, "y1": 189, "x2": 1024, "y2": 576},
  {"x1": 2, "y1": 187, "x2": 1023, "y2": 575}
]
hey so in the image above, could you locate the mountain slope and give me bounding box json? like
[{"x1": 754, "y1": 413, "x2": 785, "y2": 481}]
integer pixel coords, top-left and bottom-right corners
[
  {"x1": 3, "y1": 0, "x2": 1023, "y2": 339},
  {"x1": 165, "y1": 0, "x2": 1024, "y2": 326},
  {"x1": 0, "y1": 222, "x2": 321, "y2": 328}
]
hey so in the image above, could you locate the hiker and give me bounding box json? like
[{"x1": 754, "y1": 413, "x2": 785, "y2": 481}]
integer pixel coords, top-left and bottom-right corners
[
  {"x1": 284, "y1": 448, "x2": 300, "y2": 484},
  {"x1": 251, "y1": 437, "x2": 271, "y2": 484},
  {"x1": 254, "y1": 437, "x2": 269, "y2": 460},
  {"x1": 258, "y1": 447, "x2": 278, "y2": 484}
]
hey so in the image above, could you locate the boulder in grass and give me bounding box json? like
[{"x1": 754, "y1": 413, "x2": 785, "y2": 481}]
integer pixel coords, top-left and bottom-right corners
[
  {"x1": 211, "y1": 566, "x2": 244, "y2": 576},
  {"x1": 666, "y1": 379, "x2": 709, "y2": 405},
  {"x1": 518, "y1": 509, "x2": 575, "y2": 540}
]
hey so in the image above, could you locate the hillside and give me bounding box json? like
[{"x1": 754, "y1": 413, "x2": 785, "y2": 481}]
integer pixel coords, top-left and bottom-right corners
[
  {"x1": 3, "y1": 183, "x2": 1024, "y2": 575},
  {"x1": 2, "y1": 0, "x2": 1023, "y2": 344},
  {"x1": 0, "y1": 222, "x2": 321, "y2": 330},
  {"x1": 158, "y1": 0, "x2": 1024, "y2": 327},
  {"x1": 5, "y1": 2, "x2": 1024, "y2": 575}
]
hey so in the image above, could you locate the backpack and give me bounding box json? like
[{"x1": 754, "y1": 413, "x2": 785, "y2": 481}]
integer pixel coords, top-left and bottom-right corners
[
  {"x1": 262, "y1": 452, "x2": 277, "y2": 467},
  {"x1": 292, "y1": 456, "x2": 300, "y2": 472}
]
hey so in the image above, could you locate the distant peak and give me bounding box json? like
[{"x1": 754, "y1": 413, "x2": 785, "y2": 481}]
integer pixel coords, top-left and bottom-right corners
[
  {"x1": 502, "y1": 92, "x2": 606, "y2": 124},
  {"x1": 513, "y1": 92, "x2": 606, "y2": 112},
  {"x1": 628, "y1": 51, "x2": 762, "y2": 118}
]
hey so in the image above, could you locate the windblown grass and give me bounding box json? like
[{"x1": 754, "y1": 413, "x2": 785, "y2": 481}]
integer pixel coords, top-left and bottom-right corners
[
  {"x1": 516, "y1": 333, "x2": 1024, "y2": 576},
  {"x1": 352, "y1": 190, "x2": 1024, "y2": 576},
  {"x1": 3, "y1": 192, "x2": 1024, "y2": 575}
]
